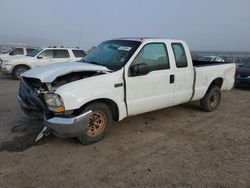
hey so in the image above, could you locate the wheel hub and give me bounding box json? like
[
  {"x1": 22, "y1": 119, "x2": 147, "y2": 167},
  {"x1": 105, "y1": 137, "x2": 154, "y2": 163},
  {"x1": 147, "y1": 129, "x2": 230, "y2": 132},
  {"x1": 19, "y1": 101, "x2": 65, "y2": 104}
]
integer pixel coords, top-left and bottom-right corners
[
  {"x1": 210, "y1": 93, "x2": 219, "y2": 107},
  {"x1": 86, "y1": 111, "x2": 107, "y2": 137},
  {"x1": 17, "y1": 68, "x2": 26, "y2": 78}
]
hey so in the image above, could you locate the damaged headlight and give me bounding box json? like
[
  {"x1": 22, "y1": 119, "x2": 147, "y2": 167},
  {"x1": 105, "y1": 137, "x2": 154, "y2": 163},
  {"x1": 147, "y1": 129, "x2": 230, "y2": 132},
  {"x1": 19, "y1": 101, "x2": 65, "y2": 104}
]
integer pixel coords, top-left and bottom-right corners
[{"x1": 43, "y1": 93, "x2": 65, "y2": 113}]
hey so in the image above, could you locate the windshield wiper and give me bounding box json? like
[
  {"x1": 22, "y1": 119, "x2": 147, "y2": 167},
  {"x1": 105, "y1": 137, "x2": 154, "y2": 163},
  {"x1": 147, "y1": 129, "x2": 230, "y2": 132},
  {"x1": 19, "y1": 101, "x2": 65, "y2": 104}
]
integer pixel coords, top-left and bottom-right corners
[
  {"x1": 82, "y1": 60, "x2": 115, "y2": 71},
  {"x1": 79, "y1": 59, "x2": 99, "y2": 65},
  {"x1": 88, "y1": 61, "x2": 102, "y2": 66}
]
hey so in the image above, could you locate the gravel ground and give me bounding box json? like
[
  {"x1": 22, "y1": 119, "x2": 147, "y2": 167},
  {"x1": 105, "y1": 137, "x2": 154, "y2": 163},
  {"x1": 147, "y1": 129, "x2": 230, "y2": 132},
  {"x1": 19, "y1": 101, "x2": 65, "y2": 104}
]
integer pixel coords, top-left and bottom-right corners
[{"x1": 0, "y1": 74, "x2": 249, "y2": 188}]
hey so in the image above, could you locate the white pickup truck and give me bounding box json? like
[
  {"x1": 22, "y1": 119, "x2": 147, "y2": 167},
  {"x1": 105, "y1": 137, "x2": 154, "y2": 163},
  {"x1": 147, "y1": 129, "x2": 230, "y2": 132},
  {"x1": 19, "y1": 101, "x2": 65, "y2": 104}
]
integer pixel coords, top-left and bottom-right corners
[{"x1": 17, "y1": 38, "x2": 235, "y2": 144}]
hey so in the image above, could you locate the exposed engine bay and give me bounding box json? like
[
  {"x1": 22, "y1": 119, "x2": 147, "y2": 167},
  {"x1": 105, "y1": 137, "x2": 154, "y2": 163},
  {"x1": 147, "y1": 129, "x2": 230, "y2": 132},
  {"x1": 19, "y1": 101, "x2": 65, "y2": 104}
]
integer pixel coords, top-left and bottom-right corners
[{"x1": 23, "y1": 71, "x2": 106, "y2": 92}]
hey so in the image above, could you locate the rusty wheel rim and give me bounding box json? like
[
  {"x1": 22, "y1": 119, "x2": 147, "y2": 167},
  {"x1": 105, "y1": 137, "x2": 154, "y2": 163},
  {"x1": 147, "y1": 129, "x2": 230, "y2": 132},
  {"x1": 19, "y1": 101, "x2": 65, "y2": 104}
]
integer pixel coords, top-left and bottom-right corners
[{"x1": 86, "y1": 110, "x2": 107, "y2": 137}]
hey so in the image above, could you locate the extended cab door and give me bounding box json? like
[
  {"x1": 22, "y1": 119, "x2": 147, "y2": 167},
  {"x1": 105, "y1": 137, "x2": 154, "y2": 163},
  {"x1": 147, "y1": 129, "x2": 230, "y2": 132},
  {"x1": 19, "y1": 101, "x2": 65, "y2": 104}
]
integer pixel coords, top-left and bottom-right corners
[
  {"x1": 125, "y1": 42, "x2": 175, "y2": 116},
  {"x1": 170, "y1": 42, "x2": 194, "y2": 104}
]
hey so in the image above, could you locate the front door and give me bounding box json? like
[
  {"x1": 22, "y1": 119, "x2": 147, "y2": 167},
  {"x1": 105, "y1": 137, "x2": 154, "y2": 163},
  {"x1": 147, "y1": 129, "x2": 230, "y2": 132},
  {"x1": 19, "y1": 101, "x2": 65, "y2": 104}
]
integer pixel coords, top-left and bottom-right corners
[{"x1": 125, "y1": 43, "x2": 175, "y2": 116}]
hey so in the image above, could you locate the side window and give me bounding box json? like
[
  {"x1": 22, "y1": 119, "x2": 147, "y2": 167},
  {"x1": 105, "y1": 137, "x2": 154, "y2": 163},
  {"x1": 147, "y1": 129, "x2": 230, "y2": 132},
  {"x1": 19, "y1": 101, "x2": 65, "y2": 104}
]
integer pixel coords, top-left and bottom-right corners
[
  {"x1": 72, "y1": 50, "x2": 86, "y2": 58},
  {"x1": 26, "y1": 48, "x2": 36, "y2": 55},
  {"x1": 171, "y1": 43, "x2": 188, "y2": 68},
  {"x1": 132, "y1": 43, "x2": 169, "y2": 72},
  {"x1": 10, "y1": 48, "x2": 24, "y2": 55},
  {"x1": 38, "y1": 50, "x2": 54, "y2": 59},
  {"x1": 54, "y1": 50, "x2": 70, "y2": 58}
]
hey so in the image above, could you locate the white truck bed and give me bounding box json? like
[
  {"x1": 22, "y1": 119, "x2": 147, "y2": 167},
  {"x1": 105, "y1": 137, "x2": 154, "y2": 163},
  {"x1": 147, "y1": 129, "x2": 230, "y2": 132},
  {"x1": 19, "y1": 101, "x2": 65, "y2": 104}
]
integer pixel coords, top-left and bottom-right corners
[{"x1": 192, "y1": 62, "x2": 235, "y2": 101}]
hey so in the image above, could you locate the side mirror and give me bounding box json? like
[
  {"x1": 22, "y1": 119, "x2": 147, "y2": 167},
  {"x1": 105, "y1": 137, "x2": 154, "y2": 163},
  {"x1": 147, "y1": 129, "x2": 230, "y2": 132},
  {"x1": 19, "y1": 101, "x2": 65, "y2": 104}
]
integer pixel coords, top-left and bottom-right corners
[
  {"x1": 37, "y1": 56, "x2": 43, "y2": 59},
  {"x1": 130, "y1": 63, "x2": 150, "y2": 76}
]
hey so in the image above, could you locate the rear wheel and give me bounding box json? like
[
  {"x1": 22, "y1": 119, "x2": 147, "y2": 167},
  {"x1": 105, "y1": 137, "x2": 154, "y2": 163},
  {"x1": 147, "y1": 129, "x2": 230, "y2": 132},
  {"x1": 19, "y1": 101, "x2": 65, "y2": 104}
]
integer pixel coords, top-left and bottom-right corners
[
  {"x1": 77, "y1": 102, "x2": 113, "y2": 145},
  {"x1": 200, "y1": 86, "x2": 221, "y2": 112},
  {"x1": 12, "y1": 65, "x2": 29, "y2": 80}
]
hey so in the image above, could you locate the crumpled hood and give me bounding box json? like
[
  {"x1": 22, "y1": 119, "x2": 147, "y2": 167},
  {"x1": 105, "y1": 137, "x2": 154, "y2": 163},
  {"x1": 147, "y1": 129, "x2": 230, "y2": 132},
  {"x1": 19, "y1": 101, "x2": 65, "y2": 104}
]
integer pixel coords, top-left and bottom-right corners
[{"x1": 23, "y1": 62, "x2": 111, "y2": 82}]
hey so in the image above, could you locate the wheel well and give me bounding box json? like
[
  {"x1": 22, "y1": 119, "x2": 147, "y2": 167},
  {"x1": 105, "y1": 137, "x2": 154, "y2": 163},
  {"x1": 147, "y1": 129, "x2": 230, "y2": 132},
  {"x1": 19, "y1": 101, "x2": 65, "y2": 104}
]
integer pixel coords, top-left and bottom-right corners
[
  {"x1": 209, "y1": 78, "x2": 223, "y2": 89},
  {"x1": 13, "y1": 64, "x2": 31, "y2": 72},
  {"x1": 78, "y1": 99, "x2": 119, "y2": 121}
]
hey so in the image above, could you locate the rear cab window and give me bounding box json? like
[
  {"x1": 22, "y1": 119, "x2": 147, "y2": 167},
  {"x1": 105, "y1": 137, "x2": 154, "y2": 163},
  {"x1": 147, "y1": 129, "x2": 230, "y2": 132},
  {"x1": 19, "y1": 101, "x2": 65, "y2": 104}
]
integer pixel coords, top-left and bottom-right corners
[
  {"x1": 171, "y1": 43, "x2": 188, "y2": 68},
  {"x1": 72, "y1": 50, "x2": 86, "y2": 58}
]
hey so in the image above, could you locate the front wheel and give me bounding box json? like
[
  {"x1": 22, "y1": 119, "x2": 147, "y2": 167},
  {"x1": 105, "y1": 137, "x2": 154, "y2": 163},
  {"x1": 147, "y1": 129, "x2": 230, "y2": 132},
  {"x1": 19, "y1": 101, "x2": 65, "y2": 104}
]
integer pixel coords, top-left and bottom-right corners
[
  {"x1": 77, "y1": 102, "x2": 113, "y2": 145},
  {"x1": 200, "y1": 86, "x2": 221, "y2": 112}
]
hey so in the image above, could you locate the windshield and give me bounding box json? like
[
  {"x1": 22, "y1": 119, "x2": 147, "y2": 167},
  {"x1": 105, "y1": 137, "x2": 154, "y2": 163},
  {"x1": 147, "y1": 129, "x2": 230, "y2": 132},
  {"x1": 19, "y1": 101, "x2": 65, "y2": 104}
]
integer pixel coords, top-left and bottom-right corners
[
  {"x1": 27, "y1": 49, "x2": 42, "y2": 57},
  {"x1": 242, "y1": 62, "x2": 250, "y2": 68},
  {"x1": 82, "y1": 40, "x2": 141, "y2": 70}
]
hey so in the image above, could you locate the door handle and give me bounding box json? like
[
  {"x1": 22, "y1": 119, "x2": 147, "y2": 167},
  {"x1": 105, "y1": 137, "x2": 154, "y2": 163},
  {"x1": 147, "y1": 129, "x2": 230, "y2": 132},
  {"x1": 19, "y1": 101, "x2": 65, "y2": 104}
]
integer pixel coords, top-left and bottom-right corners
[{"x1": 170, "y1": 74, "x2": 175, "y2": 84}]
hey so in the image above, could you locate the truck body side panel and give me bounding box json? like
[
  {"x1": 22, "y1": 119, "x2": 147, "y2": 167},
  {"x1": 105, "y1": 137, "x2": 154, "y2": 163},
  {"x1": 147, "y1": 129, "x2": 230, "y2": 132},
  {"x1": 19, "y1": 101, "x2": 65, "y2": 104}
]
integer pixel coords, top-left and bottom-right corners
[{"x1": 192, "y1": 63, "x2": 235, "y2": 101}]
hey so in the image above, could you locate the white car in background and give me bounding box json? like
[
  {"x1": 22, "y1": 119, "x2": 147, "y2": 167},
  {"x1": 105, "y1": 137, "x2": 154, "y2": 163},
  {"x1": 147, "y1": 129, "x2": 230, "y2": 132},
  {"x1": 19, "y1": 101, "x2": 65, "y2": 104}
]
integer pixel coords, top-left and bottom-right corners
[
  {"x1": 0, "y1": 47, "x2": 37, "y2": 59},
  {"x1": 198, "y1": 56, "x2": 225, "y2": 62},
  {"x1": 1, "y1": 47, "x2": 86, "y2": 79},
  {"x1": 0, "y1": 47, "x2": 37, "y2": 67}
]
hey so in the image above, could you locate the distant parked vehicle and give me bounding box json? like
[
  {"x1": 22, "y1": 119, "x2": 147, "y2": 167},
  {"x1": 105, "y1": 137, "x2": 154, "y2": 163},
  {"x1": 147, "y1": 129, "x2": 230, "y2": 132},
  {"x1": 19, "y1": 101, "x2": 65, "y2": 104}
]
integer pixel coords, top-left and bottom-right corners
[
  {"x1": 198, "y1": 56, "x2": 225, "y2": 62},
  {"x1": 0, "y1": 47, "x2": 37, "y2": 59},
  {"x1": 1, "y1": 47, "x2": 86, "y2": 79},
  {"x1": 0, "y1": 47, "x2": 12, "y2": 54},
  {"x1": 0, "y1": 47, "x2": 37, "y2": 67},
  {"x1": 235, "y1": 62, "x2": 250, "y2": 87}
]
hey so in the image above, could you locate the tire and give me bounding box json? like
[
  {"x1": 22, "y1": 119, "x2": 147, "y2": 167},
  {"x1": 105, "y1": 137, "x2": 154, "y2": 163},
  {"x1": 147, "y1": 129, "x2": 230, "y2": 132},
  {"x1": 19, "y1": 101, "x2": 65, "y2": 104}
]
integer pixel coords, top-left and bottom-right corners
[
  {"x1": 77, "y1": 102, "x2": 113, "y2": 145},
  {"x1": 200, "y1": 86, "x2": 221, "y2": 112},
  {"x1": 12, "y1": 65, "x2": 29, "y2": 80}
]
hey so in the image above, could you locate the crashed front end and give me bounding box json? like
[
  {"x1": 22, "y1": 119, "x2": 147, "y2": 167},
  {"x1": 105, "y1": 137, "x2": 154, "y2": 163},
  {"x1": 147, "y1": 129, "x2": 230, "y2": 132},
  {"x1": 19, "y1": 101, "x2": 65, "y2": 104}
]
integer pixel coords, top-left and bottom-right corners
[{"x1": 17, "y1": 77, "x2": 91, "y2": 138}]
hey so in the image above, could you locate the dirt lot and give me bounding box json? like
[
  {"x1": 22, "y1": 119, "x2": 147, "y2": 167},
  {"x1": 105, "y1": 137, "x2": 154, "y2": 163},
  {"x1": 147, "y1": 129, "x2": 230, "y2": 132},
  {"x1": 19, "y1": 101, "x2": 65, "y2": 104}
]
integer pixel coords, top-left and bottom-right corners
[{"x1": 0, "y1": 74, "x2": 249, "y2": 188}]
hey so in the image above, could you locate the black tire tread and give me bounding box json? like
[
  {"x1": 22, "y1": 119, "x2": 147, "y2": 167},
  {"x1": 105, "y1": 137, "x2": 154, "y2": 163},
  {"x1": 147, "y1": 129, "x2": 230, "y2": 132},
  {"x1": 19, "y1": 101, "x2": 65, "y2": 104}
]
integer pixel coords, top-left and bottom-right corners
[{"x1": 200, "y1": 86, "x2": 221, "y2": 112}]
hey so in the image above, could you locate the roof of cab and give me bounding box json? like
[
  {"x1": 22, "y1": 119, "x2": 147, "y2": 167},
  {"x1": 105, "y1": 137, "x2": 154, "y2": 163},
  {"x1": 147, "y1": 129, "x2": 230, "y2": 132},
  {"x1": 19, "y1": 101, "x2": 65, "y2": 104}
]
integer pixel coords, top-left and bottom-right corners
[{"x1": 114, "y1": 37, "x2": 184, "y2": 43}]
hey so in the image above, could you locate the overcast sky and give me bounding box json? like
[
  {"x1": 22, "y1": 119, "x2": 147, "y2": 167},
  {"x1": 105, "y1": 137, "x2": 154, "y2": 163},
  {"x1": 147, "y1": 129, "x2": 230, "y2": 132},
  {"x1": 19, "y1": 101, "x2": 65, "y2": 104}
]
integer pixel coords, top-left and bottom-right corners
[{"x1": 0, "y1": 0, "x2": 249, "y2": 51}]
